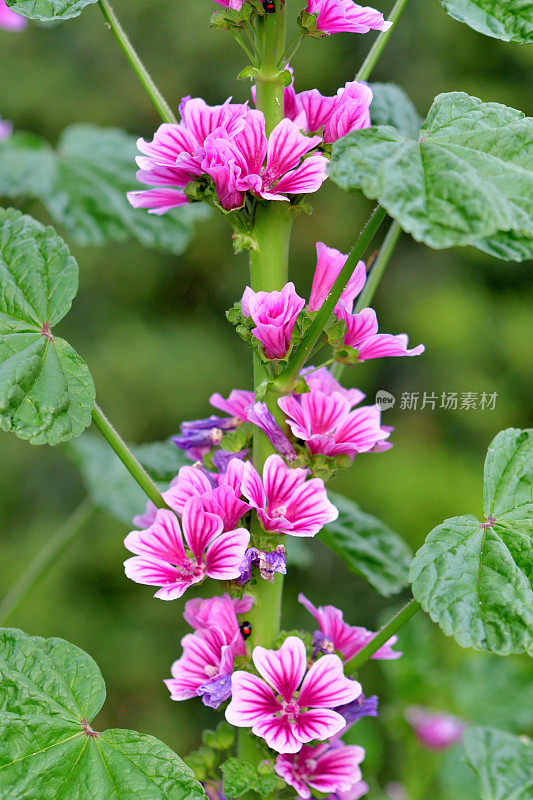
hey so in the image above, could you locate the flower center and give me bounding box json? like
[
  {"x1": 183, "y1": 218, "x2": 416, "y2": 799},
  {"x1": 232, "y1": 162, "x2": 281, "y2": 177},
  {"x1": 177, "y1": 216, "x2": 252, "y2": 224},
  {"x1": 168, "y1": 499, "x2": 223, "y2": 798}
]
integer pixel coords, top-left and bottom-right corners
[
  {"x1": 210, "y1": 428, "x2": 224, "y2": 444},
  {"x1": 281, "y1": 699, "x2": 300, "y2": 723},
  {"x1": 204, "y1": 664, "x2": 219, "y2": 678},
  {"x1": 271, "y1": 505, "x2": 288, "y2": 519}
]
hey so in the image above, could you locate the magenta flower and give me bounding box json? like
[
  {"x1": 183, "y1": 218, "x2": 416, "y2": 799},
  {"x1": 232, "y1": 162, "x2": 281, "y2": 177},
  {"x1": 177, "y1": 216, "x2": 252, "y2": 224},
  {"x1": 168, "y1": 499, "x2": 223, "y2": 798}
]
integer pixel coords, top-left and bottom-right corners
[
  {"x1": 211, "y1": 0, "x2": 245, "y2": 9},
  {"x1": 309, "y1": 242, "x2": 366, "y2": 313},
  {"x1": 124, "y1": 499, "x2": 249, "y2": 599},
  {"x1": 0, "y1": 0, "x2": 27, "y2": 30},
  {"x1": 210, "y1": 388, "x2": 255, "y2": 421},
  {"x1": 184, "y1": 593, "x2": 254, "y2": 639},
  {"x1": 299, "y1": 594, "x2": 402, "y2": 661},
  {"x1": 306, "y1": 0, "x2": 391, "y2": 36},
  {"x1": 300, "y1": 366, "x2": 365, "y2": 408},
  {"x1": 246, "y1": 401, "x2": 297, "y2": 461},
  {"x1": 275, "y1": 741, "x2": 365, "y2": 799},
  {"x1": 0, "y1": 114, "x2": 13, "y2": 140},
  {"x1": 242, "y1": 454, "x2": 338, "y2": 537},
  {"x1": 279, "y1": 390, "x2": 390, "y2": 458},
  {"x1": 335, "y1": 305, "x2": 425, "y2": 362},
  {"x1": 226, "y1": 636, "x2": 361, "y2": 753},
  {"x1": 405, "y1": 707, "x2": 465, "y2": 750},
  {"x1": 289, "y1": 82, "x2": 373, "y2": 144},
  {"x1": 241, "y1": 282, "x2": 305, "y2": 359}
]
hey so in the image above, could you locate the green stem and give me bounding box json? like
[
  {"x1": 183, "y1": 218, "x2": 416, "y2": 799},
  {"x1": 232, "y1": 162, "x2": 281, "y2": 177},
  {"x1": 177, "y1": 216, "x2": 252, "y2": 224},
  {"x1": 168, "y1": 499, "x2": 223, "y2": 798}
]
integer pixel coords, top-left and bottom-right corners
[
  {"x1": 356, "y1": 0, "x2": 410, "y2": 82},
  {"x1": 0, "y1": 500, "x2": 93, "y2": 626},
  {"x1": 278, "y1": 31, "x2": 303, "y2": 69},
  {"x1": 98, "y1": 0, "x2": 177, "y2": 123},
  {"x1": 231, "y1": 29, "x2": 259, "y2": 66},
  {"x1": 332, "y1": 220, "x2": 401, "y2": 380},
  {"x1": 274, "y1": 205, "x2": 388, "y2": 393},
  {"x1": 91, "y1": 403, "x2": 169, "y2": 509},
  {"x1": 345, "y1": 599, "x2": 420, "y2": 673}
]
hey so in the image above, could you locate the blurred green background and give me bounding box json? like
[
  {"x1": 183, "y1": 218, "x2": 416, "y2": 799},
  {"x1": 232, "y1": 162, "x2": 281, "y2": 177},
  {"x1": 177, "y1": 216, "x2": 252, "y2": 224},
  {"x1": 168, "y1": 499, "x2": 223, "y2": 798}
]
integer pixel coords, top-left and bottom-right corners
[{"x1": 0, "y1": 1, "x2": 532, "y2": 798}]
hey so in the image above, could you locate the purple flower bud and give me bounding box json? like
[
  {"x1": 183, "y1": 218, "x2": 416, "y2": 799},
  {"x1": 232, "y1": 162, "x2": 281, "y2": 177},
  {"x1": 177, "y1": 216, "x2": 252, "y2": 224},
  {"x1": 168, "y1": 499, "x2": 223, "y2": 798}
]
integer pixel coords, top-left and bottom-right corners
[
  {"x1": 236, "y1": 545, "x2": 287, "y2": 585},
  {"x1": 197, "y1": 673, "x2": 233, "y2": 709},
  {"x1": 181, "y1": 415, "x2": 239, "y2": 432},
  {"x1": 212, "y1": 448, "x2": 249, "y2": 474},
  {"x1": 338, "y1": 694, "x2": 379, "y2": 726},
  {"x1": 246, "y1": 402, "x2": 297, "y2": 461}
]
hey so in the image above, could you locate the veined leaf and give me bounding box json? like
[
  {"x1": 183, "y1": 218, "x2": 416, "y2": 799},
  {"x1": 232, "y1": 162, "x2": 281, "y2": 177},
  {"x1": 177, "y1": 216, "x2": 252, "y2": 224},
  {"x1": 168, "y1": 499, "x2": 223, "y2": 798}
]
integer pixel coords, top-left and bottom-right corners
[
  {"x1": 319, "y1": 493, "x2": 412, "y2": 596},
  {"x1": 329, "y1": 92, "x2": 533, "y2": 259},
  {"x1": 220, "y1": 757, "x2": 284, "y2": 799},
  {"x1": 4, "y1": 0, "x2": 98, "y2": 20},
  {"x1": 370, "y1": 83, "x2": 422, "y2": 139},
  {"x1": 441, "y1": 0, "x2": 533, "y2": 44},
  {"x1": 410, "y1": 428, "x2": 533, "y2": 655},
  {"x1": 475, "y1": 229, "x2": 533, "y2": 263},
  {"x1": 0, "y1": 628, "x2": 206, "y2": 800},
  {"x1": 0, "y1": 209, "x2": 95, "y2": 445},
  {"x1": 0, "y1": 133, "x2": 55, "y2": 198},
  {"x1": 462, "y1": 726, "x2": 533, "y2": 800}
]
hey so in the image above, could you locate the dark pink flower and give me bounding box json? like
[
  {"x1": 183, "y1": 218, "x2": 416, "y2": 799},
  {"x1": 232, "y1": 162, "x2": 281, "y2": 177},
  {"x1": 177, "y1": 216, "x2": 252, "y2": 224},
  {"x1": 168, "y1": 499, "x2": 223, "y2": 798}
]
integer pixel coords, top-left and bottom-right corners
[
  {"x1": 290, "y1": 82, "x2": 373, "y2": 144},
  {"x1": 211, "y1": 0, "x2": 245, "y2": 8},
  {"x1": 241, "y1": 282, "x2": 305, "y2": 359},
  {"x1": 306, "y1": 0, "x2": 391, "y2": 36},
  {"x1": 335, "y1": 305, "x2": 425, "y2": 362},
  {"x1": 279, "y1": 390, "x2": 390, "y2": 458},
  {"x1": 0, "y1": 0, "x2": 27, "y2": 30},
  {"x1": 300, "y1": 366, "x2": 365, "y2": 408},
  {"x1": 226, "y1": 636, "x2": 361, "y2": 753},
  {"x1": 124, "y1": 499, "x2": 249, "y2": 599},
  {"x1": 242, "y1": 455, "x2": 338, "y2": 537},
  {"x1": 210, "y1": 389, "x2": 255, "y2": 421},
  {"x1": 183, "y1": 593, "x2": 254, "y2": 639},
  {"x1": 405, "y1": 707, "x2": 465, "y2": 750},
  {"x1": 275, "y1": 741, "x2": 365, "y2": 799},
  {"x1": 309, "y1": 242, "x2": 366, "y2": 313},
  {"x1": 299, "y1": 594, "x2": 402, "y2": 661}
]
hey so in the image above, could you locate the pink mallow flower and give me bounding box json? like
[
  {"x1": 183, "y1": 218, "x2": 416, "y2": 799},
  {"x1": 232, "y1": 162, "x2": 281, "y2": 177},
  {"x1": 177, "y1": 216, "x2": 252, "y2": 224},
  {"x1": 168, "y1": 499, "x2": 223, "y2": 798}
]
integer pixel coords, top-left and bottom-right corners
[
  {"x1": 165, "y1": 593, "x2": 253, "y2": 709},
  {"x1": 300, "y1": 366, "x2": 365, "y2": 408},
  {"x1": 0, "y1": 0, "x2": 27, "y2": 30},
  {"x1": 289, "y1": 82, "x2": 373, "y2": 144},
  {"x1": 210, "y1": 388, "x2": 255, "y2": 421},
  {"x1": 226, "y1": 636, "x2": 361, "y2": 753},
  {"x1": 335, "y1": 305, "x2": 425, "y2": 362},
  {"x1": 299, "y1": 594, "x2": 402, "y2": 661},
  {"x1": 405, "y1": 707, "x2": 465, "y2": 751},
  {"x1": 279, "y1": 390, "x2": 390, "y2": 459},
  {"x1": 123, "y1": 498, "x2": 249, "y2": 599},
  {"x1": 306, "y1": 0, "x2": 391, "y2": 36},
  {"x1": 275, "y1": 741, "x2": 366, "y2": 799},
  {"x1": 211, "y1": 0, "x2": 244, "y2": 9},
  {"x1": 241, "y1": 282, "x2": 305, "y2": 359},
  {"x1": 309, "y1": 242, "x2": 366, "y2": 313},
  {"x1": 242, "y1": 454, "x2": 338, "y2": 537}
]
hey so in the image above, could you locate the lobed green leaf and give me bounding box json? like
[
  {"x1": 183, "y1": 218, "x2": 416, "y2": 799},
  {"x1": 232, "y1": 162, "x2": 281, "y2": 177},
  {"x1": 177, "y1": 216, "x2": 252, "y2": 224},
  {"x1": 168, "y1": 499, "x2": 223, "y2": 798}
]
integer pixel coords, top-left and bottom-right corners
[
  {"x1": 4, "y1": 0, "x2": 98, "y2": 21},
  {"x1": 329, "y1": 92, "x2": 533, "y2": 259},
  {"x1": 440, "y1": 0, "x2": 533, "y2": 44},
  {"x1": 410, "y1": 428, "x2": 533, "y2": 655},
  {"x1": 0, "y1": 628, "x2": 206, "y2": 799},
  {"x1": 370, "y1": 82, "x2": 422, "y2": 139},
  {"x1": 319, "y1": 492, "x2": 412, "y2": 596},
  {"x1": 0, "y1": 209, "x2": 95, "y2": 445},
  {"x1": 462, "y1": 725, "x2": 533, "y2": 799}
]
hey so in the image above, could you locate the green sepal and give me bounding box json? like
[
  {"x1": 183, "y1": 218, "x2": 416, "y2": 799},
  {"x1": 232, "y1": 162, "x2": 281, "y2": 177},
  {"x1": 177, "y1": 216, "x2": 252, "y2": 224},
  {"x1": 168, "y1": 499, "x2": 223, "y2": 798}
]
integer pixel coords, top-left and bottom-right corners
[
  {"x1": 335, "y1": 345, "x2": 359, "y2": 365},
  {"x1": 293, "y1": 376, "x2": 311, "y2": 394},
  {"x1": 297, "y1": 9, "x2": 326, "y2": 37},
  {"x1": 238, "y1": 66, "x2": 259, "y2": 81},
  {"x1": 202, "y1": 722, "x2": 235, "y2": 752},
  {"x1": 219, "y1": 422, "x2": 254, "y2": 452}
]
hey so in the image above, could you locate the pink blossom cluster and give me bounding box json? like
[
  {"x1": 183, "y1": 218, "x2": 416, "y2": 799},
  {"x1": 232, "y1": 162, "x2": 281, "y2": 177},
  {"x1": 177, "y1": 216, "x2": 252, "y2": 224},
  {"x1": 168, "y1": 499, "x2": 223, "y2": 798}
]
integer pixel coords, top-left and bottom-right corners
[{"x1": 0, "y1": 0, "x2": 26, "y2": 31}]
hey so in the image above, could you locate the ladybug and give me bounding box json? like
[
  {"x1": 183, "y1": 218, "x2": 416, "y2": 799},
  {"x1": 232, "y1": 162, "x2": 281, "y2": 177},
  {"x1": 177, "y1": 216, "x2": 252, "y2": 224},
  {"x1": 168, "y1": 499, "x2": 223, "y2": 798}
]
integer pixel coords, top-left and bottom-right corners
[
  {"x1": 262, "y1": 0, "x2": 276, "y2": 13},
  {"x1": 240, "y1": 621, "x2": 252, "y2": 640}
]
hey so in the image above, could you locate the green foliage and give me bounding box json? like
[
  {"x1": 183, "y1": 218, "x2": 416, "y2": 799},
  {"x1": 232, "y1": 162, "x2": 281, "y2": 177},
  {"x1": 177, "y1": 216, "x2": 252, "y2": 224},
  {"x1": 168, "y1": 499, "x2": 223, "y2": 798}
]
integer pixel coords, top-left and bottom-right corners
[
  {"x1": 410, "y1": 428, "x2": 533, "y2": 655},
  {"x1": 329, "y1": 92, "x2": 533, "y2": 260},
  {"x1": 0, "y1": 125, "x2": 203, "y2": 254},
  {"x1": 319, "y1": 492, "x2": 412, "y2": 596},
  {"x1": 462, "y1": 726, "x2": 533, "y2": 799},
  {"x1": 0, "y1": 627, "x2": 206, "y2": 799},
  {"x1": 5, "y1": 0, "x2": 98, "y2": 19},
  {"x1": 0, "y1": 209, "x2": 95, "y2": 445},
  {"x1": 440, "y1": 0, "x2": 533, "y2": 44},
  {"x1": 69, "y1": 433, "x2": 189, "y2": 523},
  {"x1": 220, "y1": 757, "x2": 284, "y2": 799},
  {"x1": 369, "y1": 82, "x2": 422, "y2": 138}
]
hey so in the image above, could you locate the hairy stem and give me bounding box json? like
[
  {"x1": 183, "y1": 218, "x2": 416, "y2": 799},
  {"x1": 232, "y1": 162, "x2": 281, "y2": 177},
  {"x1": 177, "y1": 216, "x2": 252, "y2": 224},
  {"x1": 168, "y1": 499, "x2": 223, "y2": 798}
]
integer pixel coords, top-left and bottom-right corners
[
  {"x1": 345, "y1": 598, "x2": 420, "y2": 673},
  {"x1": 332, "y1": 219, "x2": 401, "y2": 380},
  {"x1": 274, "y1": 205, "x2": 388, "y2": 393},
  {"x1": 0, "y1": 500, "x2": 93, "y2": 626},
  {"x1": 98, "y1": 0, "x2": 177, "y2": 123},
  {"x1": 92, "y1": 403, "x2": 169, "y2": 509},
  {"x1": 356, "y1": 0, "x2": 410, "y2": 82}
]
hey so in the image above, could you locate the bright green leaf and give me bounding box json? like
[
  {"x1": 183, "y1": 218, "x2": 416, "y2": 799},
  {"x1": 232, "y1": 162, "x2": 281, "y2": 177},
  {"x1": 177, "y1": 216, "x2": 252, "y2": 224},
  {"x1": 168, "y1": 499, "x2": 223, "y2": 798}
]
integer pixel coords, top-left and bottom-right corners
[
  {"x1": 370, "y1": 82, "x2": 422, "y2": 139},
  {"x1": 46, "y1": 124, "x2": 203, "y2": 253},
  {"x1": 475, "y1": 229, "x2": 533, "y2": 263},
  {"x1": 0, "y1": 209, "x2": 95, "y2": 445},
  {"x1": 69, "y1": 433, "x2": 190, "y2": 524},
  {"x1": 410, "y1": 428, "x2": 533, "y2": 655},
  {"x1": 0, "y1": 133, "x2": 55, "y2": 199},
  {"x1": 462, "y1": 726, "x2": 533, "y2": 800},
  {"x1": 4, "y1": 0, "x2": 98, "y2": 20},
  {"x1": 441, "y1": 0, "x2": 533, "y2": 44},
  {"x1": 0, "y1": 628, "x2": 206, "y2": 800},
  {"x1": 319, "y1": 493, "x2": 412, "y2": 596},
  {"x1": 329, "y1": 92, "x2": 533, "y2": 258}
]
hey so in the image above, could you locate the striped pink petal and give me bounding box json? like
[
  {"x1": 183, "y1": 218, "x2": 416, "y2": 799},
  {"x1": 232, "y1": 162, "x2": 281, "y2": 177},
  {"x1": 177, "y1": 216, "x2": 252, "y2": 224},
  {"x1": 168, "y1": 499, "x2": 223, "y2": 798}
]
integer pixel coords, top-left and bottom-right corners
[
  {"x1": 253, "y1": 637, "x2": 307, "y2": 702},
  {"x1": 204, "y1": 527, "x2": 250, "y2": 579},
  {"x1": 226, "y1": 671, "x2": 281, "y2": 726},
  {"x1": 298, "y1": 654, "x2": 361, "y2": 708}
]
